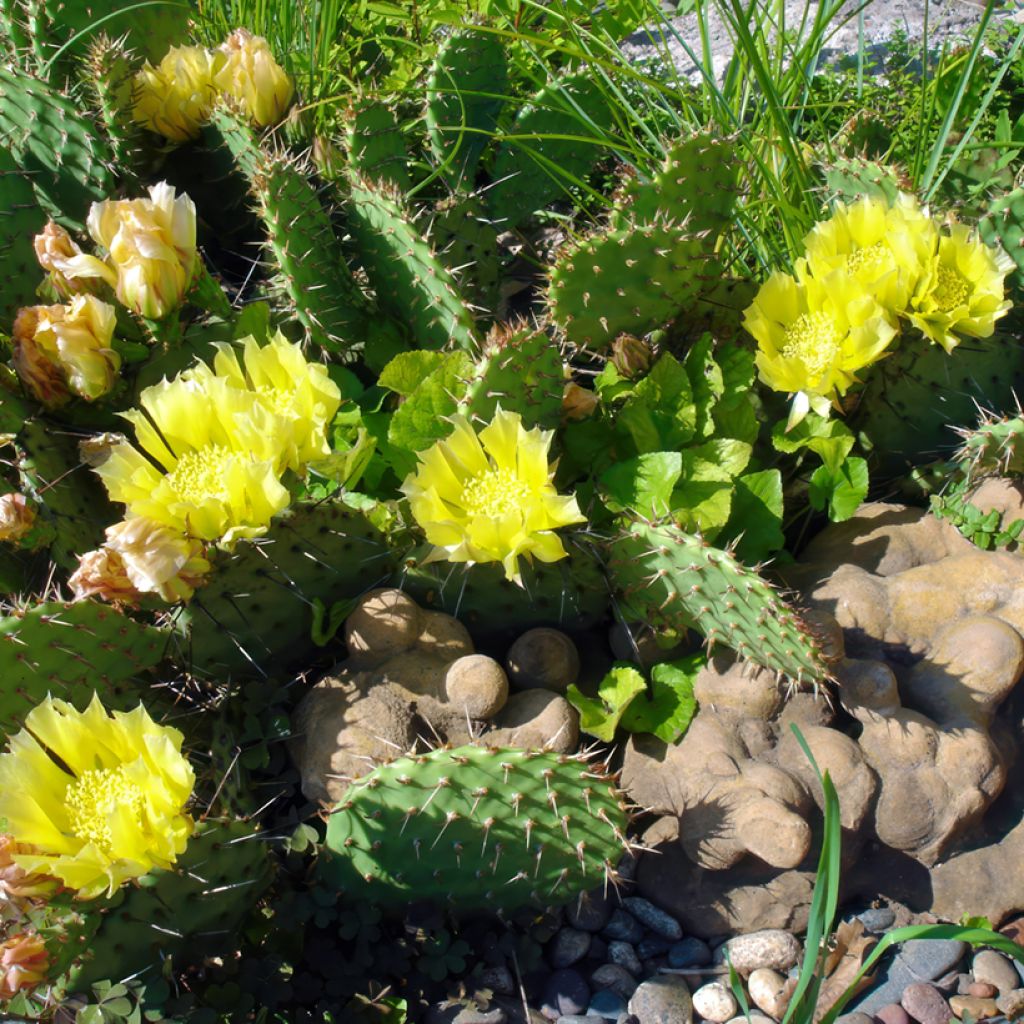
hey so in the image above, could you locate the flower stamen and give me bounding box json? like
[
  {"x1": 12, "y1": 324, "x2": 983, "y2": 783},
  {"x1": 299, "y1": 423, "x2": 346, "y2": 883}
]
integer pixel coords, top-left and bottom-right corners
[{"x1": 64, "y1": 766, "x2": 145, "y2": 854}]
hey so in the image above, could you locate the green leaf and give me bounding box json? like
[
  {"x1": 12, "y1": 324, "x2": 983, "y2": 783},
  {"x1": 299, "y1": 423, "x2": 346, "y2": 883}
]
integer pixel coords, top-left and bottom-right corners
[
  {"x1": 619, "y1": 353, "x2": 697, "y2": 452},
  {"x1": 713, "y1": 345, "x2": 758, "y2": 443},
  {"x1": 809, "y1": 456, "x2": 869, "y2": 522},
  {"x1": 721, "y1": 468, "x2": 785, "y2": 562},
  {"x1": 599, "y1": 452, "x2": 682, "y2": 516},
  {"x1": 620, "y1": 655, "x2": 701, "y2": 742},
  {"x1": 77, "y1": 1007, "x2": 105, "y2": 1024},
  {"x1": 378, "y1": 351, "x2": 448, "y2": 396},
  {"x1": 566, "y1": 664, "x2": 647, "y2": 741},
  {"x1": 772, "y1": 412, "x2": 855, "y2": 474},
  {"x1": 387, "y1": 352, "x2": 472, "y2": 455},
  {"x1": 683, "y1": 333, "x2": 724, "y2": 440},
  {"x1": 670, "y1": 439, "x2": 753, "y2": 536}
]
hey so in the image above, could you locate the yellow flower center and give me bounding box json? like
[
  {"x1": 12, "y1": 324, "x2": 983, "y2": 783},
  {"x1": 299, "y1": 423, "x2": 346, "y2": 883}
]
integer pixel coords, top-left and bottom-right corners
[
  {"x1": 65, "y1": 766, "x2": 145, "y2": 854},
  {"x1": 932, "y1": 264, "x2": 970, "y2": 311},
  {"x1": 165, "y1": 445, "x2": 233, "y2": 503},
  {"x1": 846, "y1": 241, "x2": 889, "y2": 273},
  {"x1": 782, "y1": 311, "x2": 841, "y2": 379},
  {"x1": 255, "y1": 383, "x2": 294, "y2": 415},
  {"x1": 461, "y1": 468, "x2": 532, "y2": 518}
]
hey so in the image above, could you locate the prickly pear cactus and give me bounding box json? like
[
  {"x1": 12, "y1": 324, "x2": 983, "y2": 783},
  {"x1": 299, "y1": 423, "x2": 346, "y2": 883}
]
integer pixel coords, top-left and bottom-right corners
[
  {"x1": 979, "y1": 187, "x2": 1024, "y2": 292},
  {"x1": 608, "y1": 519, "x2": 829, "y2": 684},
  {"x1": 955, "y1": 411, "x2": 1024, "y2": 477},
  {"x1": 180, "y1": 499, "x2": 396, "y2": 677},
  {"x1": 321, "y1": 745, "x2": 631, "y2": 909},
  {"x1": 429, "y1": 191, "x2": 502, "y2": 317},
  {"x1": 0, "y1": 144, "x2": 46, "y2": 325},
  {"x1": 0, "y1": 600, "x2": 168, "y2": 732},
  {"x1": 820, "y1": 154, "x2": 906, "y2": 205},
  {"x1": 345, "y1": 95, "x2": 411, "y2": 190}
]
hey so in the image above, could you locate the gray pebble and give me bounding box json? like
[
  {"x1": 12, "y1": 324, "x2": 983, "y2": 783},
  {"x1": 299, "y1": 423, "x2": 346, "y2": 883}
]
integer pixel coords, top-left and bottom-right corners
[
  {"x1": 569, "y1": 892, "x2": 616, "y2": 933},
  {"x1": 592, "y1": 964, "x2": 638, "y2": 1000},
  {"x1": 482, "y1": 966, "x2": 515, "y2": 995},
  {"x1": 556, "y1": 1018, "x2": 606, "y2": 1024},
  {"x1": 628, "y1": 975, "x2": 694, "y2": 1023},
  {"x1": 552, "y1": 929, "x2": 593, "y2": 969},
  {"x1": 542, "y1": 970, "x2": 592, "y2": 1020},
  {"x1": 623, "y1": 898, "x2": 683, "y2": 940},
  {"x1": 604, "y1": 909, "x2": 646, "y2": 944},
  {"x1": 974, "y1": 952, "x2": 1020, "y2": 996},
  {"x1": 589, "y1": 989, "x2": 629, "y2": 1019},
  {"x1": 609, "y1": 941, "x2": 644, "y2": 977},
  {"x1": 858, "y1": 908, "x2": 896, "y2": 933},
  {"x1": 589, "y1": 937, "x2": 609, "y2": 962},
  {"x1": 996, "y1": 989, "x2": 1024, "y2": 1019},
  {"x1": 668, "y1": 938, "x2": 712, "y2": 969},
  {"x1": 902, "y1": 941, "x2": 967, "y2": 982},
  {"x1": 638, "y1": 937, "x2": 672, "y2": 959},
  {"x1": 901, "y1": 982, "x2": 953, "y2": 1024},
  {"x1": 875, "y1": 1003, "x2": 913, "y2": 1024},
  {"x1": 836, "y1": 1014, "x2": 875, "y2": 1024}
]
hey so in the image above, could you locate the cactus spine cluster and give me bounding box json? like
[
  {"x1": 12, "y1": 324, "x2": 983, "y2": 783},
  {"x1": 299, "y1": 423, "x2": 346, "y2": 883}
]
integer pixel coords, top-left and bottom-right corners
[{"x1": 321, "y1": 745, "x2": 632, "y2": 909}]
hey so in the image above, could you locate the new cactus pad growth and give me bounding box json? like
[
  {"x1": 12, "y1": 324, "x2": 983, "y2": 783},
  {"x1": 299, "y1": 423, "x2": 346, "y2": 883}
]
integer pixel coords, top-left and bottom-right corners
[
  {"x1": 608, "y1": 519, "x2": 829, "y2": 684},
  {"x1": 321, "y1": 745, "x2": 632, "y2": 909},
  {"x1": 955, "y1": 410, "x2": 1024, "y2": 478}
]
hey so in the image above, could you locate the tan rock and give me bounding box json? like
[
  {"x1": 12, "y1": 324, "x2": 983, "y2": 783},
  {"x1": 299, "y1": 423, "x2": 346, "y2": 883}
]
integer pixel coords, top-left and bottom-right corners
[
  {"x1": 694, "y1": 654, "x2": 786, "y2": 720},
  {"x1": 747, "y1": 968, "x2": 793, "y2": 1019},
  {"x1": 485, "y1": 689, "x2": 579, "y2": 752},
  {"x1": 415, "y1": 610, "x2": 473, "y2": 661},
  {"x1": 344, "y1": 588, "x2": 422, "y2": 662},
  {"x1": 505, "y1": 627, "x2": 580, "y2": 693},
  {"x1": 444, "y1": 654, "x2": 509, "y2": 719}
]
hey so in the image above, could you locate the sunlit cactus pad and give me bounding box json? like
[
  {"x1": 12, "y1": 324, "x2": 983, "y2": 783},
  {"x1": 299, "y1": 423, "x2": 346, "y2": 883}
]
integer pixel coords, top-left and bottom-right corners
[{"x1": 321, "y1": 745, "x2": 632, "y2": 909}]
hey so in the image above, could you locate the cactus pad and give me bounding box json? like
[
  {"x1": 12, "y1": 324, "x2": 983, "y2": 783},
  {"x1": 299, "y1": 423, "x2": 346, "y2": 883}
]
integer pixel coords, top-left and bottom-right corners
[
  {"x1": 608, "y1": 519, "x2": 829, "y2": 684},
  {"x1": 979, "y1": 187, "x2": 1024, "y2": 292},
  {"x1": 321, "y1": 745, "x2": 632, "y2": 909},
  {"x1": 954, "y1": 409, "x2": 1024, "y2": 478}
]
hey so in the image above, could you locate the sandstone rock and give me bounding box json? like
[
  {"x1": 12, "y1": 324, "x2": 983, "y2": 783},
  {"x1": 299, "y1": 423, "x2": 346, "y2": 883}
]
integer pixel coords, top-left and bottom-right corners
[
  {"x1": 445, "y1": 654, "x2": 509, "y2": 719},
  {"x1": 505, "y1": 628, "x2": 580, "y2": 693},
  {"x1": 996, "y1": 989, "x2": 1024, "y2": 1019},
  {"x1": 717, "y1": 930, "x2": 802, "y2": 976},
  {"x1": 344, "y1": 588, "x2": 422, "y2": 661},
  {"x1": 692, "y1": 982, "x2": 737, "y2": 1023},
  {"x1": 948, "y1": 995, "x2": 997, "y2": 1020},
  {"x1": 416, "y1": 610, "x2": 474, "y2": 660},
  {"x1": 901, "y1": 984, "x2": 952, "y2": 1024},
  {"x1": 747, "y1": 968, "x2": 792, "y2": 1019},
  {"x1": 627, "y1": 976, "x2": 693, "y2": 1023},
  {"x1": 485, "y1": 689, "x2": 579, "y2": 752},
  {"x1": 971, "y1": 951, "x2": 1020, "y2": 996}
]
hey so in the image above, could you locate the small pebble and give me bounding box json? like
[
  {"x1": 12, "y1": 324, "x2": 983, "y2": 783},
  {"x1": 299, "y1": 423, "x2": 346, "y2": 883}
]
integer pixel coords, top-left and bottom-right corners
[
  {"x1": 901, "y1": 982, "x2": 953, "y2": 1024},
  {"x1": 551, "y1": 929, "x2": 593, "y2": 969},
  {"x1": 669, "y1": 938, "x2": 712, "y2": 969},
  {"x1": 837, "y1": 1014, "x2": 875, "y2": 1024},
  {"x1": 623, "y1": 898, "x2": 684, "y2": 941},
  {"x1": 542, "y1": 970, "x2": 592, "y2": 1020},
  {"x1": 604, "y1": 909, "x2": 646, "y2": 945},
  {"x1": 969, "y1": 984, "x2": 999, "y2": 1000},
  {"x1": 569, "y1": 892, "x2": 616, "y2": 933},
  {"x1": 590, "y1": 938, "x2": 609, "y2": 962},
  {"x1": 724, "y1": 1015, "x2": 774, "y2": 1024},
  {"x1": 902, "y1": 942, "x2": 967, "y2": 983},
  {"x1": 638, "y1": 936, "x2": 672, "y2": 959},
  {"x1": 691, "y1": 982, "x2": 737, "y2": 1023},
  {"x1": 588, "y1": 989, "x2": 629, "y2": 1019},
  {"x1": 748, "y1": 968, "x2": 791, "y2": 1019},
  {"x1": 557, "y1": 1017, "x2": 606, "y2": 1024},
  {"x1": 996, "y1": 989, "x2": 1024, "y2": 1019},
  {"x1": 875, "y1": 1003, "x2": 913, "y2": 1024},
  {"x1": 718, "y1": 931, "x2": 802, "y2": 976},
  {"x1": 591, "y1": 964, "x2": 638, "y2": 1000},
  {"x1": 858, "y1": 909, "x2": 897, "y2": 933},
  {"x1": 628, "y1": 975, "x2": 694, "y2": 1023},
  {"x1": 453, "y1": 1011, "x2": 507, "y2": 1024},
  {"x1": 934, "y1": 972, "x2": 960, "y2": 994},
  {"x1": 949, "y1": 995, "x2": 998, "y2": 1020},
  {"x1": 481, "y1": 966, "x2": 515, "y2": 995},
  {"x1": 608, "y1": 941, "x2": 643, "y2": 977},
  {"x1": 974, "y1": 952, "x2": 1020, "y2": 996}
]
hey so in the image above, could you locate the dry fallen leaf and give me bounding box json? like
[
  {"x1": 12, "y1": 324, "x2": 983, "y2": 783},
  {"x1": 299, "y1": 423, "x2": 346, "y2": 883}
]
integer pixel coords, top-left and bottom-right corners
[{"x1": 813, "y1": 919, "x2": 879, "y2": 1022}]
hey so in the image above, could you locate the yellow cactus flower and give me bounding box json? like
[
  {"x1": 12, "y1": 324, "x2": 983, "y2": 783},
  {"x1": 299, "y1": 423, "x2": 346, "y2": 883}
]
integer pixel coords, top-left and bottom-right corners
[
  {"x1": 0, "y1": 695, "x2": 195, "y2": 899},
  {"x1": 33, "y1": 221, "x2": 99, "y2": 298},
  {"x1": 0, "y1": 932, "x2": 49, "y2": 999},
  {"x1": 104, "y1": 517, "x2": 211, "y2": 603},
  {"x1": 132, "y1": 44, "x2": 225, "y2": 143},
  {"x1": 12, "y1": 295, "x2": 120, "y2": 405},
  {"x1": 908, "y1": 221, "x2": 1013, "y2": 353},
  {"x1": 61, "y1": 183, "x2": 197, "y2": 321},
  {"x1": 743, "y1": 262, "x2": 898, "y2": 429},
  {"x1": 803, "y1": 193, "x2": 936, "y2": 314},
  {"x1": 214, "y1": 29, "x2": 293, "y2": 128},
  {"x1": 400, "y1": 408, "x2": 586, "y2": 584},
  {"x1": 192, "y1": 331, "x2": 341, "y2": 472},
  {"x1": 94, "y1": 374, "x2": 289, "y2": 544}
]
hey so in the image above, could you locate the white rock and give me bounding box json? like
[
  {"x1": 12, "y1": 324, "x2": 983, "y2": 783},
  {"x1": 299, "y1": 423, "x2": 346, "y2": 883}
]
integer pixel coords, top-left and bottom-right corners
[
  {"x1": 748, "y1": 968, "x2": 792, "y2": 1019},
  {"x1": 725, "y1": 1015, "x2": 775, "y2": 1024},
  {"x1": 973, "y1": 950, "x2": 1020, "y2": 995},
  {"x1": 693, "y1": 982, "x2": 738, "y2": 1023},
  {"x1": 717, "y1": 930, "x2": 802, "y2": 976}
]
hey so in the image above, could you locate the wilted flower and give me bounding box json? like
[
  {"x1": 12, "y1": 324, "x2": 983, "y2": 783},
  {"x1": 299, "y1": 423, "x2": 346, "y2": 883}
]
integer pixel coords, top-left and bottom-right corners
[
  {"x1": 908, "y1": 221, "x2": 1013, "y2": 353},
  {"x1": 68, "y1": 546, "x2": 140, "y2": 605},
  {"x1": 190, "y1": 331, "x2": 341, "y2": 472},
  {"x1": 743, "y1": 262, "x2": 898, "y2": 429},
  {"x1": 104, "y1": 517, "x2": 211, "y2": 603},
  {"x1": 562, "y1": 381, "x2": 599, "y2": 421},
  {"x1": 214, "y1": 29, "x2": 293, "y2": 128},
  {"x1": 61, "y1": 183, "x2": 197, "y2": 321},
  {"x1": 0, "y1": 835, "x2": 54, "y2": 902},
  {"x1": 401, "y1": 407, "x2": 586, "y2": 584},
  {"x1": 94, "y1": 373, "x2": 289, "y2": 544},
  {"x1": 0, "y1": 493, "x2": 36, "y2": 543},
  {"x1": 11, "y1": 295, "x2": 120, "y2": 404},
  {"x1": 803, "y1": 193, "x2": 935, "y2": 314},
  {"x1": 0, "y1": 695, "x2": 195, "y2": 899},
  {"x1": 132, "y1": 44, "x2": 225, "y2": 142},
  {"x1": 33, "y1": 221, "x2": 98, "y2": 298},
  {"x1": 0, "y1": 932, "x2": 49, "y2": 999}
]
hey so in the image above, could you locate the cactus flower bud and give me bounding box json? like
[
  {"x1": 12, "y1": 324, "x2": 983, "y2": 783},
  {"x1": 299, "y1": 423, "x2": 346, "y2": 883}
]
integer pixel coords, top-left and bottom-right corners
[
  {"x1": 62, "y1": 183, "x2": 197, "y2": 321},
  {"x1": 132, "y1": 44, "x2": 225, "y2": 143},
  {"x1": 214, "y1": 29, "x2": 293, "y2": 128},
  {"x1": 0, "y1": 932, "x2": 49, "y2": 1000},
  {"x1": 610, "y1": 334, "x2": 653, "y2": 379},
  {"x1": 0, "y1": 494, "x2": 36, "y2": 543},
  {"x1": 11, "y1": 295, "x2": 120, "y2": 404},
  {"x1": 33, "y1": 221, "x2": 98, "y2": 298},
  {"x1": 104, "y1": 517, "x2": 211, "y2": 603}
]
